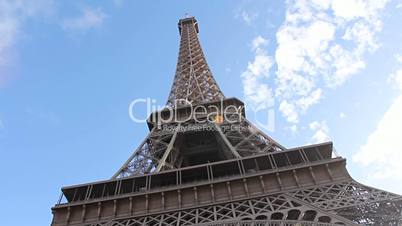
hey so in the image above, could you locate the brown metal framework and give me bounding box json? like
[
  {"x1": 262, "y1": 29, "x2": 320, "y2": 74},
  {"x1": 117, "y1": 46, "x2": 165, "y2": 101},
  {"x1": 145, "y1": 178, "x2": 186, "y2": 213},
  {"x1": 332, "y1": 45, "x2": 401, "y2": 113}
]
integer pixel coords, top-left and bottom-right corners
[
  {"x1": 167, "y1": 17, "x2": 224, "y2": 106},
  {"x1": 51, "y1": 16, "x2": 402, "y2": 226}
]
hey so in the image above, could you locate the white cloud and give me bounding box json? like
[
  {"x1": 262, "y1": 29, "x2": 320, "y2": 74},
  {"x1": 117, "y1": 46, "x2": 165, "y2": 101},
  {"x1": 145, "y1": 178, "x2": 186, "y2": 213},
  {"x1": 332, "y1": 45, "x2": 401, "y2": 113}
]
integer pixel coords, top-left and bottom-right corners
[
  {"x1": 353, "y1": 95, "x2": 402, "y2": 182},
  {"x1": 387, "y1": 54, "x2": 402, "y2": 90},
  {"x1": 309, "y1": 120, "x2": 330, "y2": 143},
  {"x1": 273, "y1": 0, "x2": 388, "y2": 123},
  {"x1": 290, "y1": 124, "x2": 298, "y2": 133},
  {"x1": 241, "y1": 36, "x2": 275, "y2": 111},
  {"x1": 62, "y1": 7, "x2": 106, "y2": 32},
  {"x1": 353, "y1": 57, "x2": 402, "y2": 193},
  {"x1": 0, "y1": 0, "x2": 54, "y2": 84},
  {"x1": 389, "y1": 69, "x2": 402, "y2": 90},
  {"x1": 331, "y1": 0, "x2": 367, "y2": 19},
  {"x1": 339, "y1": 112, "x2": 346, "y2": 118},
  {"x1": 395, "y1": 54, "x2": 402, "y2": 63},
  {"x1": 240, "y1": 11, "x2": 258, "y2": 25},
  {"x1": 251, "y1": 36, "x2": 267, "y2": 50}
]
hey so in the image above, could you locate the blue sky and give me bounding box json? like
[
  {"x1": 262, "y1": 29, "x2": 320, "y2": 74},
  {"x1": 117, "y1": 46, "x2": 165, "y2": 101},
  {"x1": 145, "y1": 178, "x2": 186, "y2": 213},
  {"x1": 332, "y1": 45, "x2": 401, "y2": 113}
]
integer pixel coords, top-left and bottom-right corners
[{"x1": 1, "y1": 1, "x2": 402, "y2": 225}]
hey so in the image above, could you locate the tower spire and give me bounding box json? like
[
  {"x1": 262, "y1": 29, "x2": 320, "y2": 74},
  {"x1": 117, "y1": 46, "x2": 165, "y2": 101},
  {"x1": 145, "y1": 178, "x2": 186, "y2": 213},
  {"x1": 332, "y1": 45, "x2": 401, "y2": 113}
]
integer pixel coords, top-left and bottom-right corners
[{"x1": 167, "y1": 17, "x2": 225, "y2": 106}]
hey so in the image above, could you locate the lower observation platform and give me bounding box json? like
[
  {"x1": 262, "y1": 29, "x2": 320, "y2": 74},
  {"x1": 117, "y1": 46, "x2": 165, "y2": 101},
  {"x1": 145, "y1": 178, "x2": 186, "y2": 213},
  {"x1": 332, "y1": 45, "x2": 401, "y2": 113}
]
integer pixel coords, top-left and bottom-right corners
[{"x1": 51, "y1": 142, "x2": 373, "y2": 225}]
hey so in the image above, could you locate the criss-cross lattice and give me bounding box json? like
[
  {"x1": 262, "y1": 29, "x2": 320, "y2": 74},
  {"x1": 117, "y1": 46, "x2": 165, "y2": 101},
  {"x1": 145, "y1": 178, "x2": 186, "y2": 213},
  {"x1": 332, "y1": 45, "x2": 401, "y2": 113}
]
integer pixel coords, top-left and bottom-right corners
[
  {"x1": 88, "y1": 194, "x2": 356, "y2": 226},
  {"x1": 288, "y1": 181, "x2": 402, "y2": 225},
  {"x1": 166, "y1": 17, "x2": 224, "y2": 106}
]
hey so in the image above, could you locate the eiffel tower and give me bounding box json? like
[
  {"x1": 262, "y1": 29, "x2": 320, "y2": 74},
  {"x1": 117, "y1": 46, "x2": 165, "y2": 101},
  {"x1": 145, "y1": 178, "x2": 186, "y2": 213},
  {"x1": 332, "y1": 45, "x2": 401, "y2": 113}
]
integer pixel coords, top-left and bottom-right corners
[{"x1": 51, "y1": 16, "x2": 402, "y2": 226}]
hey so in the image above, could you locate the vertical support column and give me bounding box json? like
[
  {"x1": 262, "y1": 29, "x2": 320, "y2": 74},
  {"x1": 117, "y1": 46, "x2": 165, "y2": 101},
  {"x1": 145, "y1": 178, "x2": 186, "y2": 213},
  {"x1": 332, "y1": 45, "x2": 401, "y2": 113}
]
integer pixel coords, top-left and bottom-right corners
[
  {"x1": 243, "y1": 178, "x2": 249, "y2": 197},
  {"x1": 97, "y1": 202, "x2": 102, "y2": 220},
  {"x1": 325, "y1": 164, "x2": 334, "y2": 181},
  {"x1": 210, "y1": 184, "x2": 215, "y2": 202},
  {"x1": 276, "y1": 172, "x2": 283, "y2": 190},
  {"x1": 156, "y1": 127, "x2": 180, "y2": 172},
  {"x1": 113, "y1": 200, "x2": 117, "y2": 217},
  {"x1": 129, "y1": 197, "x2": 133, "y2": 215},
  {"x1": 145, "y1": 194, "x2": 149, "y2": 213},
  {"x1": 161, "y1": 192, "x2": 165, "y2": 210},
  {"x1": 193, "y1": 187, "x2": 199, "y2": 205},
  {"x1": 226, "y1": 181, "x2": 233, "y2": 200},
  {"x1": 259, "y1": 175, "x2": 266, "y2": 193},
  {"x1": 292, "y1": 169, "x2": 301, "y2": 187},
  {"x1": 309, "y1": 166, "x2": 317, "y2": 185},
  {"x1": 81, "y1": 204, "x2": 86, "y2": 222},
  {"x1": 65, "y1": 206, "x2": 71, "y2": 224},
  {"x1": 177, "y1": 189, "x2": 182, "y2": 208}
]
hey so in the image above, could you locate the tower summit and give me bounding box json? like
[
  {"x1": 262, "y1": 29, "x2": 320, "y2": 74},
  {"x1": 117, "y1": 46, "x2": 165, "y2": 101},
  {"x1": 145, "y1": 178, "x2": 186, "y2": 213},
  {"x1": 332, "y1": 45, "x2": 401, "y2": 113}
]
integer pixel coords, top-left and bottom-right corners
[
  {"x1": 167, "y1": 17, "x2": 224, "y2": 106},
  {"x1": 51, "y1": 17, "x2": 402, "y2": 226}
]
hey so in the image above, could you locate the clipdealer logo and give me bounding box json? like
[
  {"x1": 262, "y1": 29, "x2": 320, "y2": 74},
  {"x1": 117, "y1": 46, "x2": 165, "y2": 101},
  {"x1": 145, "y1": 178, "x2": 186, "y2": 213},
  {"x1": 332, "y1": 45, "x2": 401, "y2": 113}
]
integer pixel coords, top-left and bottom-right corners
[{"x1": 128, "y1": 98, "x2": 275, "y2": 132}]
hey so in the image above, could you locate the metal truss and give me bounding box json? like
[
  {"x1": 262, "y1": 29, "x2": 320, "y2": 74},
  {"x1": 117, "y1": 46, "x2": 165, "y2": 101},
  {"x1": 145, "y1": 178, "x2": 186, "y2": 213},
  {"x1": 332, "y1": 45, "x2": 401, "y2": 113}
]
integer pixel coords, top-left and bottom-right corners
[
  {"x1": 86, "y1": 194, "x2": 356, "y2": 226},
  {"x1": 216, "y1": 113, "x2": 285, "y2": 156},
  {"x1": 112, "y1": 123, "x2": 178, "y2": 178},
  {"x1": 88, "y1": 221, "x2": 341, "y2": 226},
  {"x1": 112, "y1": 115, "x2": 285, "y2": 178},
  {"x1": 166, "y1": 17, "x2": 224, "y2": 107},
  {"x1": 288, "y1": 181, "x2": 402, "y2": 225},
  {"x1": 113, "y1": 17, "x2": 285, "y2": 178}
]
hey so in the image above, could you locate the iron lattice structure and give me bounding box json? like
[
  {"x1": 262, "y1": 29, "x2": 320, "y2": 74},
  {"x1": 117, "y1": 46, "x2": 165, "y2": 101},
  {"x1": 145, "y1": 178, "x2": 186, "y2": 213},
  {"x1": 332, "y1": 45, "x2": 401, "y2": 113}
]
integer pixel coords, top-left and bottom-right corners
[
  {"x1": 166, "y1": 17, "x2": 225, "y2": 106},
  {"x1": 51, "y1": 17, "x2": 402, "y2": 226}
]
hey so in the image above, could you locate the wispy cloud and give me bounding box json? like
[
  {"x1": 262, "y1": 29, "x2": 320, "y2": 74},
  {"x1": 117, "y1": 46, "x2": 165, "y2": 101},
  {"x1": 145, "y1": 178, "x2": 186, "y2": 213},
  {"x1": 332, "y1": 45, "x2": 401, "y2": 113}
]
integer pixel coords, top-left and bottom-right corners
[
  {"x1": 25, "y1": 107, "x2": 61, "y2": 125},
  {"x1": 274, "y1": 0, "x2": 388, "y2": 123},
  {"x1": 62, "y1": 7, "x2": 106, "y2": 32},
  {"x1": 240, "y1": 10, "x2": 258, "y2": 25},
  {"x1": 241, "y1": 36, "x2": 274, "y2": 111},
  {"x1": 0, "y1": 0, "x2": 54, "y2": 85},
  {"x1": 353, "y1": 58, "x2": 402, "y2": 192},
  {"x1": 309, "y1": 120, "x2": 330, "y2": 143}
]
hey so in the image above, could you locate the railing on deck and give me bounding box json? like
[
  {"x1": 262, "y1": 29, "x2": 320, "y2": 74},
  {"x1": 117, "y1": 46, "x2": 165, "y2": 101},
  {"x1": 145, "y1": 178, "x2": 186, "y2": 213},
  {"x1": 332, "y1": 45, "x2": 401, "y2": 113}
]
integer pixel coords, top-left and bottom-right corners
[
  {"x1": 56, "y1": 142, "x2": 338, "y2": 205},
  {"x1": 201, "y1": 220, "x2": 344, "y2": 226}
]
